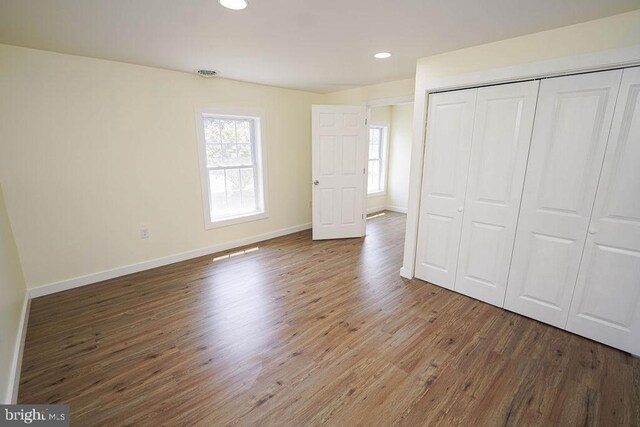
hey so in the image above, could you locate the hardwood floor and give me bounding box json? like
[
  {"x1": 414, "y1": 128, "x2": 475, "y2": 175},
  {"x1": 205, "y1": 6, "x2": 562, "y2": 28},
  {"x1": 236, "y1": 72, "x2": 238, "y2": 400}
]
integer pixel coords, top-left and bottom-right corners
[{"x1": 19, "y1": 211, "x2": 640, "y2": 426}]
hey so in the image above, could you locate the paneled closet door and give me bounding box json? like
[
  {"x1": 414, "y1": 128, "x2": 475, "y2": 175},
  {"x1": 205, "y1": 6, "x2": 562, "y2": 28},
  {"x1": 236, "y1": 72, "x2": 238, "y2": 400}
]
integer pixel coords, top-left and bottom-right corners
[
  {"x1": 566, "y1": 67, "x2": 640, "y2": 355},
  {"x1": 504, "y1": 69, "x2": 623, "y2": 328},
  {"x1": 415, "y1": 88, "x2": 477, "y2": 289},
  {"x1": 454, "y1": 81, "x2": 539, "y2": 307}
]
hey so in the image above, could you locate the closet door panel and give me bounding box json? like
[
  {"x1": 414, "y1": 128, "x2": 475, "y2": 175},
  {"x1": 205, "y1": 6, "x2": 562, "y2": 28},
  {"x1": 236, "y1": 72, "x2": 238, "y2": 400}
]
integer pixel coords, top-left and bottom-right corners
[
  {"x1": 567, "y1": 67, "x2": 640, "y2": 354},
  {"x1": 454, "y1": 81, "x2": 539, "y2": 306},
  {"x1": 504, "y1": 70, "x2": 623, "y2": 327},
  {"x1": 415, "y1": 89, "x2": 477, "y2": 288}
]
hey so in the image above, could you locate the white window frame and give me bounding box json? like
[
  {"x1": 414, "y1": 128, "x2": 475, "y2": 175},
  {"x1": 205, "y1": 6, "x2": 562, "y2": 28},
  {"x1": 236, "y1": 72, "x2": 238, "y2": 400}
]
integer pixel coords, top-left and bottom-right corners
[
  {"x1": 195, "y1": 106, "x2": 269, "y2": 229},
  {"x1": 367, "y1": 124, "x2": 389, "y2": 197}
]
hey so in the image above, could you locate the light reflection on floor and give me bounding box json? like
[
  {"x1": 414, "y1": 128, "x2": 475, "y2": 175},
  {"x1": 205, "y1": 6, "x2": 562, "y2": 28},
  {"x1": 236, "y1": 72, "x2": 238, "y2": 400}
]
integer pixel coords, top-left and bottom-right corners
[
  {"x1": 213, "y1": 246, "x2": 260, "y2": 262},
  {"x1": 366, "y1": 212, "x2": 386, "y2": 220},
  {"x1": 359, "y1": 211, "x2": 406, "y2": 311},
  {"x1": 204, "y1": 246, "x2": 276, "y2": 368}
]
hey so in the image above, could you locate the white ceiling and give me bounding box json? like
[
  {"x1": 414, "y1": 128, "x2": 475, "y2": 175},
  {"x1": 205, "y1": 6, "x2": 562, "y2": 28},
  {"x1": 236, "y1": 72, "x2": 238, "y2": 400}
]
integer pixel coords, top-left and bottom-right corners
[{"x1": 1, "y1": 0, "x2": 638, "y2": 93}]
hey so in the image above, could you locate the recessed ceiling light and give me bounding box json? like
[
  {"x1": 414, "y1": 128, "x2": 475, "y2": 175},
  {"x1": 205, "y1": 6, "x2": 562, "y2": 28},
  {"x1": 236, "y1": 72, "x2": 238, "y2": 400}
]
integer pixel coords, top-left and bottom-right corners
[
  {"x1": 218, "y1": 0, "x2": 248, "y2": 10},
  {"x1": 374, "y1": 52, "x2": 391, "y2": 59}
]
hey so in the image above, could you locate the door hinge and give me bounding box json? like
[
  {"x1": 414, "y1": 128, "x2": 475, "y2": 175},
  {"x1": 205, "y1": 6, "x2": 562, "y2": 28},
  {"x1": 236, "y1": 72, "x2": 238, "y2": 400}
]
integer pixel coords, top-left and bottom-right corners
[
  {"x1": 363, "y1": 168, "x2": 366, "y2": 174},
  {"x1": 362, "y1": 213, "x2": 365, "y2": 219},
  {"x1": 365, "y1": 118, "x2": 368, "y2": 126}
]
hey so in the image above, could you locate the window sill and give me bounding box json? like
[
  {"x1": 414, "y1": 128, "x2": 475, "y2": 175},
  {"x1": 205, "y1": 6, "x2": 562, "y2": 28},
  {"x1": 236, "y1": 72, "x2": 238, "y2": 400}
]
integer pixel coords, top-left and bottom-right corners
[
  {"x1": 205, "y1": 211, "x2": 268, "y2": 229},
  {"x1": 367, "y1": 191, "x2": 386, "y2": 198}
]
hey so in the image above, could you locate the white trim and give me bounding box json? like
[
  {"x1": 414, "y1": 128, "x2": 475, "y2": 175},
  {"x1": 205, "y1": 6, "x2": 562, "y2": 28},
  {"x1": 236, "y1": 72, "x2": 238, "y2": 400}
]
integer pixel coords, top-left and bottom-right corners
[
  {"x1": 207, "y1": 211, "x2": 268, "y2": 229},
  {"x1": 6, "y1": 295, "x2": 30, "y2": 404},
  {"x1": 29, "y1": 222, "x2": 311, "y2": 298},
  {"x1": 385, "y1": 205, "x2": 408, "y2": 214},
  {"x1": 401, "y1": 45, "x2": 640, "y2": 279},
  {"x1": 424, "y1": 45, "x2": 640, "y2": 93},
  {"x1": 367, "y1": 206, "x2": 385, "y2": 214},
  {"x1": 194, "y1": 106, "x2": 270, "y2": 230},
  {"x1": 367, "y1": 95, "x2": 415, "y2": 107},
  {"x1": 367, "y1": 205, "x2": 408, "y2": 215}
]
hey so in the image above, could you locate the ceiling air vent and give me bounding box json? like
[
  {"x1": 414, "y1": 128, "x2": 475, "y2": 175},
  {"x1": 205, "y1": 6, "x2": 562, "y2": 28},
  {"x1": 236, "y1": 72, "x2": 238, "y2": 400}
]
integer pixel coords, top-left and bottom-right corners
[{"x1": 195, "y1": 69, "x2": 218, "y2": 78}]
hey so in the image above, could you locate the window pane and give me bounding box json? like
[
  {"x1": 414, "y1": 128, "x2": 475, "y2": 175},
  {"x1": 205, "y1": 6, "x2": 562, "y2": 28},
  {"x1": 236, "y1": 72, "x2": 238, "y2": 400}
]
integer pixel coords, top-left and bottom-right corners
[
  {"x1": 209, "y1": 170, "x2": 227, "y2": 217},
  {"x1": 209, "y1": 167, "x2": 260, "y2": 221},
  {"x1": 204, "y1": 117, "x2": 256, "y2": 167},
  {"x1": 368, "y1": 159, "x2": 380, "y2": 193},
  {"x1": 236, "y1": 121, "x2": 251, "y2": 144},
  {"x1": 369, "y1": 141, "x2": 380, "y2": 160},
  {"x1": 221, "y1": 120, "x2": 236, "y2": 144},
  {"x1": 225, "y1": 168, "x2": 242, "y2": 213},
  {"x1": 237, "y1": 143, "x2": 253, "y2": 165},
  {"x1": 369, "y1": 128, "x2": 380, "y2": 145},
  {"x1": 203, "y1": 118, "x2": 221, "y2": 144},
  {"x1": 219, "y1": 144, "x2": 238, "y2": 166},
  {"x1": 241, "y1": 168, "x2": 256, "y2": 211},
  {"x1": 206, "y1": 143, "x2": 223, "y2": 167},
  {"x1": 369, "y1": 128, "x2": 381, "y2": 160}
]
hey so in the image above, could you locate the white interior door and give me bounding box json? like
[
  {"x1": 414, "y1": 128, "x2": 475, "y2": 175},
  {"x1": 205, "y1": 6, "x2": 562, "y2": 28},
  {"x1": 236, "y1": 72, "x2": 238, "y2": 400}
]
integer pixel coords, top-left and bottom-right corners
[
  {"x1": 504, "y1": 70, "x2": 623, "y2": 328},
  {"x1": 312, "y1": 105, "x2": 367, "y2": 240},
  {"x1": 454, "y1": 81, "x2": 539, "y2": 307},
  {"x1": 566, "y1": 67, "x2": 640, "y2": 355},
  {"x1": 415, "y1": 88, "x2": 477, "y2": 289}
]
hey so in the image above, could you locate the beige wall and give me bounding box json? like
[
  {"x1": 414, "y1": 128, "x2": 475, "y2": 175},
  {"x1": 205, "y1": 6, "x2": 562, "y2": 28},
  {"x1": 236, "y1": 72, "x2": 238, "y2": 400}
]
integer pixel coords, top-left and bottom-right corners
[
  {"x1": 415, "y1": 9, "x2": 640, "y2": 83},
  {"x1": 0, "y1": 44, "x2": 415, "y2": 292},
  {"x1": 0, "y1": 43, "x2": 324, "y2": 289},
  {"x1": 402, "y1": 10, "x2": 640, "y2": 277},
  {"x1": 0, "y1": 184, "x2": 27, "y2": 403},
  {"x1": 387, "y1": 104, "x2": 413, "y2": 212},
  {"x1": 367, "y1": 104, "x2": 413, "y2": 214}
]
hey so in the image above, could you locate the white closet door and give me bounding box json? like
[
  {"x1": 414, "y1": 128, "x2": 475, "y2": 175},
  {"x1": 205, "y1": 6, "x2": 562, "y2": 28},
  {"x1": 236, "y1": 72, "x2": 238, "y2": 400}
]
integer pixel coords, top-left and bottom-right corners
[
  {"x1": 415, "y1": 88, "x2": 477, "y2": 289},
  {"x1": 566, "y1": 67, "x2": 640, "y2": 355},
  {"x1": 504, "y1": 70, "x2": 623, "y2": 327},
  {"x1": 454, "y1": 81, "x2": 539, "y2": 306}
]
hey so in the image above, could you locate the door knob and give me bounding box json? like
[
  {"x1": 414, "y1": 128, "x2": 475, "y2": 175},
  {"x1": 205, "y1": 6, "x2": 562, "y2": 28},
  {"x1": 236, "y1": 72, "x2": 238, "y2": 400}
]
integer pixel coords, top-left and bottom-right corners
[
  {"x1": 313, "y1": 180, "x2": 319, "y2": 186},
  {"x1": 457, "y1": 206, "x2": 464, "y2": 212}
]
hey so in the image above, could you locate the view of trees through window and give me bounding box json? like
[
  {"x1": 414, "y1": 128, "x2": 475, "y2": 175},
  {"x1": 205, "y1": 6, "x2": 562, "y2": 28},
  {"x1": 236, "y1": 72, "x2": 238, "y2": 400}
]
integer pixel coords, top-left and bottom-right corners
[{"x1": 203, "y1": 116, "x2": 261, "y2": 221}]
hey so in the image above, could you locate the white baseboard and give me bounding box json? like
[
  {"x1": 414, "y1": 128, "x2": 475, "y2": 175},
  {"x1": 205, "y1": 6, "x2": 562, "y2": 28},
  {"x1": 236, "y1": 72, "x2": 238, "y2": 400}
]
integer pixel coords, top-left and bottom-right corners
[
  {"x1": 367, "y1": 206, "x2": 385, "y2": 214},
  {"x1": 367, "y1": 205, "x2": 408, "y2": 215},
  {"x1": 400, "y1": 266, "x2": 413, "y2": 279},
  {"x1": 385, "y1": 205, "x2": 408, "y2": 214},
  {"x1": 6, "y1": 295, "x2": 30, "y2": 404},
  {"x1": 29, "y1": 223, "x2": 312, "y2": 299}
]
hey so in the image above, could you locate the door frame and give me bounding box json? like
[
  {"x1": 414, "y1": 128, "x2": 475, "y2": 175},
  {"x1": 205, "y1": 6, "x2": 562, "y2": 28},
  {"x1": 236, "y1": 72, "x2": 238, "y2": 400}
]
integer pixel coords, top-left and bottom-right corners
[
  {"x1": 401, "y1": 44, "x2": 640, "y2": 279},
  {"x1": 364, "y1": 96, "x2": 414, "y2": 216}
]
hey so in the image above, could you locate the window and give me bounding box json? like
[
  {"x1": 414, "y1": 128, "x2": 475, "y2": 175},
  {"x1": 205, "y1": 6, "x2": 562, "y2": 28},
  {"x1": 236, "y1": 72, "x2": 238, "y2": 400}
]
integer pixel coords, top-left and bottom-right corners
[
  {"x1": 197, "y1": 109, "x2": 267, "y2": 228},
  {"x1": 368, "y1": 125, "x2": 388, "y2": 195}
]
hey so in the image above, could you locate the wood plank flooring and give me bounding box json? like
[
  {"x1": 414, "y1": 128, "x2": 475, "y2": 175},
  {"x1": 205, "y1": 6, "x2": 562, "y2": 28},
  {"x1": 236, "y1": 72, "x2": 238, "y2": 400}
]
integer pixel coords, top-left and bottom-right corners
[{"x1": 19, "y1": 211, "x2": 640, "y2": 426}]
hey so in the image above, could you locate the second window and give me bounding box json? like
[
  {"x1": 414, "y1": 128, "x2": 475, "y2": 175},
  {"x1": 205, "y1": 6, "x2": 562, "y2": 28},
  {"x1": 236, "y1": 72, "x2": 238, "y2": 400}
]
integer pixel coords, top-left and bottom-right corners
[{"x1": 368, "y1": 125, "x2": 388, "y2": 195}]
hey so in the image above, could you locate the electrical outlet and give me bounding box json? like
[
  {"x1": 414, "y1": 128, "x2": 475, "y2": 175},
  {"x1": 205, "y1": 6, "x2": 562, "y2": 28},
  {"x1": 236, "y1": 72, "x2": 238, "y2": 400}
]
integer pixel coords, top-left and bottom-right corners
[{"x1": 140, "y1": 228, "x2": 150, "y2": 239}]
